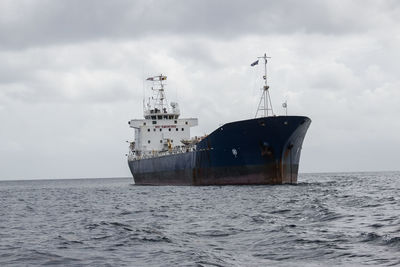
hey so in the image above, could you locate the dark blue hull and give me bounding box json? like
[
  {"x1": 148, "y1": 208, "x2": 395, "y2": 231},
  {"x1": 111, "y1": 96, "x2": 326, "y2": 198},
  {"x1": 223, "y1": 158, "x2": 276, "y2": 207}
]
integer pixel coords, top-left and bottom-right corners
[{"x1": 128, "y1": 116, "x2": 311, "y2": 185}]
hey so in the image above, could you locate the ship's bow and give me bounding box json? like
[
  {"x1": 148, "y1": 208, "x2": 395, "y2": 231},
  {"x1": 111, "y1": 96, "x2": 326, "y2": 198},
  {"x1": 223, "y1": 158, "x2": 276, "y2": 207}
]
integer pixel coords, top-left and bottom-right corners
[
  {"x1": 278, "y1": 116, "x2": 311, "y2": 183},
  {"x1": 195, "y1": 116, "x2": 311, "y2": 185}
]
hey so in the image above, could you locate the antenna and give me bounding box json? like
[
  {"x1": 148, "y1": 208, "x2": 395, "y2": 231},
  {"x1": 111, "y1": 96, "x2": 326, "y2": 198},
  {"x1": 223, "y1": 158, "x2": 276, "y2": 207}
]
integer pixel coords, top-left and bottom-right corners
[
  {"x1": 253, "y1": 53, "x2": 274, "y2": 118},
  {"x1": 282, "y1": 100, "x2": 288, "y2": 116},
  {"x1": 142, "y1": 65, "x2": 145, "y2": 114},
  {"x1": 144, "y1": 74, "x2": 169, "y2": 115}
]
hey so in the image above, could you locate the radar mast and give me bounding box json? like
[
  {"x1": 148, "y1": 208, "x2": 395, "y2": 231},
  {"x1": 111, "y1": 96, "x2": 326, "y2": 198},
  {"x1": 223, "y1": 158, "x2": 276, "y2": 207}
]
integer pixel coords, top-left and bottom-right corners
[
  {"x1": 143, "y1": 74, "x2": 180, "y2": 119},
  {"x1": 254, "y1": 53, "x2": 274, "y2": 118},
  {"x1": 144, "y1": 74, "x2": 169, "y2": 115}
]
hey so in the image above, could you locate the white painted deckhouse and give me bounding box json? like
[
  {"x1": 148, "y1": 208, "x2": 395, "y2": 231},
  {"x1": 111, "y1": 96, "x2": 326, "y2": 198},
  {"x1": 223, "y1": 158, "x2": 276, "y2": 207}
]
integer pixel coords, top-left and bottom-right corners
[{"x1": 128, "y1": 75, "x2": 198, "y2": 159}]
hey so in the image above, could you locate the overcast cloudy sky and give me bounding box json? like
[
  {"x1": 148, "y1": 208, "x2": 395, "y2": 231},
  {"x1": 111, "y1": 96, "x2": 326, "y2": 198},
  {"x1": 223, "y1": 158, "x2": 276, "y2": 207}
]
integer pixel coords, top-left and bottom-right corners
[{"x1": 1, "y1": 0, "x2": 399, "y2": 180}]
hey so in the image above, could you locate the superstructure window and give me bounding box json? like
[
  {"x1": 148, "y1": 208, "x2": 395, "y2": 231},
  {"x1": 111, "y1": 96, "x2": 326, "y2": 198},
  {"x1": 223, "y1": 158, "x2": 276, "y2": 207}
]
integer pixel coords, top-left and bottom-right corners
[
  {"x1": 181, "y1": 128, "x2": 184, "y2": 131},
  {"x1": 185, "y1": 121, "x2": 188, "y2": 125},
  {"x1": 143, "y1": 122, "x2": 146, "y2": 126},
  {"x1": 168, "y1": 128, "x2": 171, "y2": 131},
  {"x1": 160, "y1": 140, "x2": 162, "y2": 143},
  {"x1": 148, "y1": 140, "x2": 151, "y2": 144},
  {"x1": 147, "y1": 129, "x2": 150, "y2": 132},
  {"x1": 159, "y1": 128, "x2": 162, "y2": 132},
  {"x1": 176, "y1": 128, "x2": 178, "y2": 131}
]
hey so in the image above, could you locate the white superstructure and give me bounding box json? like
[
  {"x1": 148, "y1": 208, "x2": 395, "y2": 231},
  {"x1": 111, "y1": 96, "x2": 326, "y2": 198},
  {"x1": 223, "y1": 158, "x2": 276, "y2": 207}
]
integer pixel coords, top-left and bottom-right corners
[{"x1": 128, "y1": 74, "x2": 198, "y2": 159}]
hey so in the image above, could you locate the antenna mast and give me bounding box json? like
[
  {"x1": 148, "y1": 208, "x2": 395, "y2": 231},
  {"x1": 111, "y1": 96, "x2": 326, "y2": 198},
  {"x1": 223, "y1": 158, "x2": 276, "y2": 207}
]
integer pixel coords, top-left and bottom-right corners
[
  {"x1": 254, "y1": 53, "x2": 274, "y2": 118},
  {"x1": 145, "y1": 74, "x2": 169, "y2": 113}
]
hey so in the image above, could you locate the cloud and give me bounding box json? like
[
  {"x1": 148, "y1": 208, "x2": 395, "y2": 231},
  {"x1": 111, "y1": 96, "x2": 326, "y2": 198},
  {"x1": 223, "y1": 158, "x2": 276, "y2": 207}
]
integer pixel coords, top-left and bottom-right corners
[
  {"x1": 1, "y1": 0, "x2": 399, "y2": 50},
  {"x1": 1, "y1": 0, "x2": 400, "y2": 179}
]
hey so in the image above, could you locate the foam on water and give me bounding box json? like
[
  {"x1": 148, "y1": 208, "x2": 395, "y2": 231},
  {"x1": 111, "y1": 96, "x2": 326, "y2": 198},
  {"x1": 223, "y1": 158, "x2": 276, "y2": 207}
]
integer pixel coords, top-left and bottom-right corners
[{"x1": 0, "y1": 172, "x2": 399, "y2": 266}]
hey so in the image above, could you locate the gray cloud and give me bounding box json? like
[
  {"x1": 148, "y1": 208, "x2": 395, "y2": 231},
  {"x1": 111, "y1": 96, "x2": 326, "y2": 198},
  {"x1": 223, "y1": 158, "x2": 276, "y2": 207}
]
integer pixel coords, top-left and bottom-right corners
[
  {"x1": 1, "y1": 0, "x2": 398, "y2": 50},
  {"x1": 1, "y1": 0, "x2": 400, "y2": 180}
]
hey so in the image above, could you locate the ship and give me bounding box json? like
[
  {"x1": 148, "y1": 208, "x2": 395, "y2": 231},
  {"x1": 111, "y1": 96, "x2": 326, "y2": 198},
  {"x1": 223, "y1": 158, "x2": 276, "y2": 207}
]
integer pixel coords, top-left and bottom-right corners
[{"x1": 127, "y1": 54, "x2": 311, "y2": 185}]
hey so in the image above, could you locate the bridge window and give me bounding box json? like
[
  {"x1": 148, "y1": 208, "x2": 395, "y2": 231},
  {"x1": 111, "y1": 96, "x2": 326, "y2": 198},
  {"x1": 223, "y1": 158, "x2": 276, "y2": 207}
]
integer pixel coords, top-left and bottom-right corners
[
  {"x1": 174, "y1": 120, "x2": 177, "y2": 124},
  {"x1": 157, "y1": 115, "x2": 162, "y2": 119},
  {"x1": 152, "y1": 121, "x2": 157, "y2": 124}
]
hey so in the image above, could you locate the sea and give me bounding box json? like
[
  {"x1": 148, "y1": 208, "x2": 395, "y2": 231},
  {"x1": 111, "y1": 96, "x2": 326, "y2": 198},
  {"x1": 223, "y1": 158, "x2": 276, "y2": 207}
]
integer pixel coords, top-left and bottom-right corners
[{"x1": 0, "y1": 172, "x2": 399, "y2": 266}]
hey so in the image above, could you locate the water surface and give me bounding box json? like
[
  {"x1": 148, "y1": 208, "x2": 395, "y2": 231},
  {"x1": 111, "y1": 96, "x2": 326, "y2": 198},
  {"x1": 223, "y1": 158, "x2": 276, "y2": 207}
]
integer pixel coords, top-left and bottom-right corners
[{"x1": 1, "y1": 172, "x2": 399, "y2": 266}]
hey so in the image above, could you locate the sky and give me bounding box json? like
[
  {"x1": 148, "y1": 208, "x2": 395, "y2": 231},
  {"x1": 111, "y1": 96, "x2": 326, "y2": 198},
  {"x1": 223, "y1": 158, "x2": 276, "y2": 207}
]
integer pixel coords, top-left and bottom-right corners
[{"x1": 0, "y1": 0, "x2": 399, "y2": 180}]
